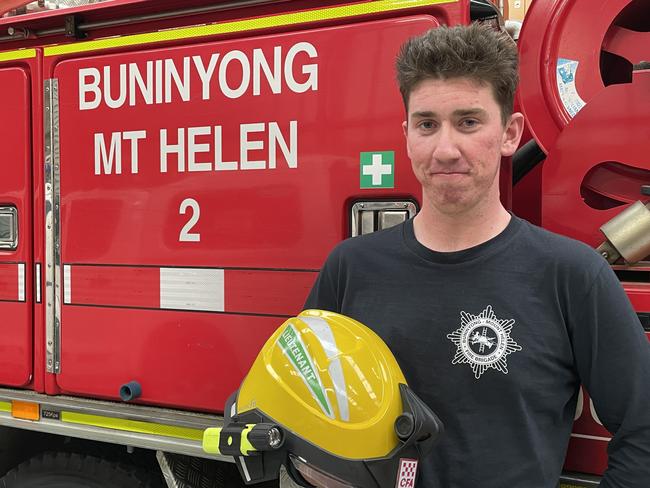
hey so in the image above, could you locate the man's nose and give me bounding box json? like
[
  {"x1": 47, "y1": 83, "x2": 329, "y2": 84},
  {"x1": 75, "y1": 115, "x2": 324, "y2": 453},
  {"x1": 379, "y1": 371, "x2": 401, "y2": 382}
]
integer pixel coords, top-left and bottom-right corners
[{"x1": 432, "y1": 124, "x2": 461, "y2": 163}]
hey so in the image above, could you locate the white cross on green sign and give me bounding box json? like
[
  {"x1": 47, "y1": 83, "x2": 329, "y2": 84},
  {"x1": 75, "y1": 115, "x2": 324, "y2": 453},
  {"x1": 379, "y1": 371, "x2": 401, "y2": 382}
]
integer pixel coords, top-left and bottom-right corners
[{"x1": 360, "y1": 151, "x2": 394, "y2": 189}]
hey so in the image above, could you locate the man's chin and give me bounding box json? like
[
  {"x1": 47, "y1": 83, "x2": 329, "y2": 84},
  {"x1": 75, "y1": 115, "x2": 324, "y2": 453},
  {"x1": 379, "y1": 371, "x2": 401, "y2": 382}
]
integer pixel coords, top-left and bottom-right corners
[{"x1": 428, "y1": 194, "x2": 478, "y2": 216}]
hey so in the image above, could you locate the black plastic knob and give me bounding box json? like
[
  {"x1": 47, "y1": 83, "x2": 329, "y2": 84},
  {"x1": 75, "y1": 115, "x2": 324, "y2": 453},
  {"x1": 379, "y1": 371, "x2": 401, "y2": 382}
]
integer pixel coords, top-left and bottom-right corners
[{"x1": 395, "y1": 412, "x2": 416, "y2": 440}]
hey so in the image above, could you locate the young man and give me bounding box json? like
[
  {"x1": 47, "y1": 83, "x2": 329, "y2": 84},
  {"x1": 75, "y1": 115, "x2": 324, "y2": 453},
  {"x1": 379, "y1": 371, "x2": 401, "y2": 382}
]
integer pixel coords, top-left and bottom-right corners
[{"x1": 305, "y1": 24, "x2": 650, "y2": 487}]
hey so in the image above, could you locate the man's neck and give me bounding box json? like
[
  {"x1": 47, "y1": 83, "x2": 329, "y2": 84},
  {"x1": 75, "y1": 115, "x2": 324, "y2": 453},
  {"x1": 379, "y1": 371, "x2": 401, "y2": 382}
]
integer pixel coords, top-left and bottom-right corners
[{"x1": 413, "y1": 202, "x2": 511, "y2": 253}]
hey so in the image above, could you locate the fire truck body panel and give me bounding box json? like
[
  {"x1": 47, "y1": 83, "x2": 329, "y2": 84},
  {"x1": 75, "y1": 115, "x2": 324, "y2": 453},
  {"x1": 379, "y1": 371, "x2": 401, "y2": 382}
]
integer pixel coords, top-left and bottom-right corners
[
  {"x1": 44, "y1": 14, "x2": 443, "y2": 411},
  {"x1": 0, "y1": 65, "x2": 33, "y2": 388}
]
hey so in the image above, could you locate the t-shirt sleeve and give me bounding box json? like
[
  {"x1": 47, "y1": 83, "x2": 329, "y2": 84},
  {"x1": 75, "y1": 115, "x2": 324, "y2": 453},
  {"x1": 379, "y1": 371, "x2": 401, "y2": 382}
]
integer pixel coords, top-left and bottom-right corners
[
  {"x1": 304, "y1": 245, "x2": 343, "y2": 313},
  {"x1": 570, "y1": 263, "x2": 650, "y2": 487}
]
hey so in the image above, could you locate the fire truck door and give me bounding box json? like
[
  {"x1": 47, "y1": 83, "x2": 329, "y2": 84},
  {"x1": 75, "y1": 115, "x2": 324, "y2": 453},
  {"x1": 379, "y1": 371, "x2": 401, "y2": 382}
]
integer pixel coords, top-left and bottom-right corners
[{"x1": 0, "y1": 67, "x2": 33, "y2": 386}]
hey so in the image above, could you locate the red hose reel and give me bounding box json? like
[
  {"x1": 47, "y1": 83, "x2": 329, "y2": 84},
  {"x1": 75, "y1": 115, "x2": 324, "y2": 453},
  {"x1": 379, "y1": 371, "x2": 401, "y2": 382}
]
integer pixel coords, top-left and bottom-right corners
[{"x1": 517, "y1": 0, "x2": 650, "y2": 251}]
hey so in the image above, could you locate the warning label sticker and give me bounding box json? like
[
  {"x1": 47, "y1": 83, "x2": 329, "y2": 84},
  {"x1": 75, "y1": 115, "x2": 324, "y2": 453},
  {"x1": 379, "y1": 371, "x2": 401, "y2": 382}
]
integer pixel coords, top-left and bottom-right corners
[{"x1": 556, "y1": 58, "x2": 587, "y2": 118}]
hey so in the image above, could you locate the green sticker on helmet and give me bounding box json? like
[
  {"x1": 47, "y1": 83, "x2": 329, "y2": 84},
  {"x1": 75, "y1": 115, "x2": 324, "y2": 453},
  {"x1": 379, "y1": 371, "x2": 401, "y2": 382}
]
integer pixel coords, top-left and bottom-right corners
[{"x1": 278, "y1": 324, "x2": 333, "y2": 418}]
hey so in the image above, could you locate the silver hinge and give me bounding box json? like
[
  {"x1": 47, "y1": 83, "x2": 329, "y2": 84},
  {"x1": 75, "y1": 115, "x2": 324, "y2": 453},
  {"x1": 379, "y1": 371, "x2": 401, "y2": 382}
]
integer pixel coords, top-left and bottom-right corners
[{"x1": 44, "y1": 78, "x2": 62, "y2": 374}]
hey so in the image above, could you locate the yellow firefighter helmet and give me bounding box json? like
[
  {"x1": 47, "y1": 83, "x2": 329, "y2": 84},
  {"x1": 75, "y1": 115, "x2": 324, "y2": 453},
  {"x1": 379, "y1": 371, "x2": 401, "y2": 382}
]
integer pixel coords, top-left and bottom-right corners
[{"x1": 204, "y1": 310, "x2": 443, "y2": 487}]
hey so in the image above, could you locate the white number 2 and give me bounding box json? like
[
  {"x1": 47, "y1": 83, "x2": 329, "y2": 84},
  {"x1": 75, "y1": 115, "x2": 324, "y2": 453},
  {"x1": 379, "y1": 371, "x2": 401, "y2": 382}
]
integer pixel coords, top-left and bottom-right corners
[{"x1": 179, "y1": 198, "x2": 200, "y2": 242}]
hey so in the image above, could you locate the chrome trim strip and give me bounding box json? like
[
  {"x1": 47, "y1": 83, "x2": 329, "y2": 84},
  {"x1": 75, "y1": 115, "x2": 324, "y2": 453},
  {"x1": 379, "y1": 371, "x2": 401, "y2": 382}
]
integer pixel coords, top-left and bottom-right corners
[
  {"x1": 64, "y1": 264, "x2": 71, "y2": 304},
  {"x1": 44, "y1": 78, "x2": 61, "y2": 374},
  {"x1": 18, "y1": 263, "x2": 25, "y2": 302},
  {"x1": 35, "y1": 263, "x2": 42, "y2": 303},
  {"x1": 0, "y1": 387, "x2": 229, "y2": 462}
]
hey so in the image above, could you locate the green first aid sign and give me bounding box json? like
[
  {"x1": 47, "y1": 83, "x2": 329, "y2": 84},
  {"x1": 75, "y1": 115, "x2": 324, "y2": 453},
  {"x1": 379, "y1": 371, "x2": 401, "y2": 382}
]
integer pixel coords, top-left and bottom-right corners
[{"x1": 360, "y1": 151, "x2": 394, "y2": 189}]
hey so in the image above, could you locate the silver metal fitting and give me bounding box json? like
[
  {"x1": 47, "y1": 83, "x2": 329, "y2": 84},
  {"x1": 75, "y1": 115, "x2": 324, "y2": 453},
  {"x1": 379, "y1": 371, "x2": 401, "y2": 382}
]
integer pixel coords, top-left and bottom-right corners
[{"x1": 597, "y1": 201, "x2": 650, "y2": 264}]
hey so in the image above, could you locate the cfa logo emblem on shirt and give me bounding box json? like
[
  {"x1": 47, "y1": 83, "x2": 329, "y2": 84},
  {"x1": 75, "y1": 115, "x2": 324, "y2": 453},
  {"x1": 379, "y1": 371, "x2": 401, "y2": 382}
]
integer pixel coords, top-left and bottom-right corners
[
  {"x1": 395, "y1": 458, "x2": 418, "y2": 488},
  {"x1": 447, "y1": 305, "x2": 522, "y2": 379}
]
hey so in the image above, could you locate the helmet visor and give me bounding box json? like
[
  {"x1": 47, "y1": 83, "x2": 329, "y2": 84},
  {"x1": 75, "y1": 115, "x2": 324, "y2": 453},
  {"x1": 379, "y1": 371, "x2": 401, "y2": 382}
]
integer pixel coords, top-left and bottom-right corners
[{"x1": 290, "y1": 455, "x2": 357, "y2": 488}]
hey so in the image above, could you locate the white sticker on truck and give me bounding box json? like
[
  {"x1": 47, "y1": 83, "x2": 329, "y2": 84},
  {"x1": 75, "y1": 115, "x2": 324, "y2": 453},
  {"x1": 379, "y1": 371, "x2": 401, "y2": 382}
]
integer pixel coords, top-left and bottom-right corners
[
  {"x1": 17, "y1": 263, "x2": 25, "y2": 302},
  {"x1": 159, "y1": 267, "x2": 224, "y2": 312},
  {"x1": 64, "y1": 264, "x2": 72, "y2": 304},
  {"x1": 556, "y1": 58, "x2": 586, "y2": 118}
]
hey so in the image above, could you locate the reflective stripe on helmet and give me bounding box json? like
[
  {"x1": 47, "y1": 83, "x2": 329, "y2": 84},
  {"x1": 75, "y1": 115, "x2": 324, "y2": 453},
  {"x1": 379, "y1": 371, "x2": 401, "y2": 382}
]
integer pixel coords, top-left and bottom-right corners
[
  {"x1": 299, "y1": 315, "x2": 350, "y2": 422},
  {"x1": 278, "y1": 324, "x2": 334, "y2": 418}
]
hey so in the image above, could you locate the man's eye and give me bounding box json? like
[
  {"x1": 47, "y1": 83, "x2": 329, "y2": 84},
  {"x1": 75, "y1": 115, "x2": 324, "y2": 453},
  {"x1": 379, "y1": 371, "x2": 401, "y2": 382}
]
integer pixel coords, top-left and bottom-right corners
[
  {"x1": 418, "y1": 121, "x2": 435, "y2": 130},
  {"x1": 460, "y1": 119, "x2": 479, "y2": 129}
]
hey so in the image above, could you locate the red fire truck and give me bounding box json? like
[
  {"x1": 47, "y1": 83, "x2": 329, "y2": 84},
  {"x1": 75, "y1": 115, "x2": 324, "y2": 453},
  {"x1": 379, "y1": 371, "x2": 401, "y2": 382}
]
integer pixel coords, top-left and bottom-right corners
[{"x1": 0, "y1": 0, "x2": 647, "y2": 486}]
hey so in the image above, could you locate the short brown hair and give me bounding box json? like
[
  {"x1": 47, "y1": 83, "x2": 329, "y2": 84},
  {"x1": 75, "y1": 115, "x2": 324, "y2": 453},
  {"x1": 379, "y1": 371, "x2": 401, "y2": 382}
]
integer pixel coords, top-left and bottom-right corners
[{"x1": 396, "y1": 23, "x2": 519, "y2": 125}]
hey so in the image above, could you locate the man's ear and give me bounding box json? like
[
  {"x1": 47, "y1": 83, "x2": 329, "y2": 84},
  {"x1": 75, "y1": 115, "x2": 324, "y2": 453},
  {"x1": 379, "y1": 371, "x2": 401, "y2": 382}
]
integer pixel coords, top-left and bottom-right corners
[
  {"x1": 402, "y1": 120, "x2": 411, "y2": 158},
  {"x1": 501, "y1": 112, "x2": 525, "y2": 157}
]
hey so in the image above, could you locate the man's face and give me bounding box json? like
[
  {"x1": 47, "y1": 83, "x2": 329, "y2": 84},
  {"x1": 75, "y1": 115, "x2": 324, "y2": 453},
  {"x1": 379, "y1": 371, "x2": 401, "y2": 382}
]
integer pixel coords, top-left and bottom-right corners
[{"x1": 402, "y1": 77, "x2": 523, "y2": 216}]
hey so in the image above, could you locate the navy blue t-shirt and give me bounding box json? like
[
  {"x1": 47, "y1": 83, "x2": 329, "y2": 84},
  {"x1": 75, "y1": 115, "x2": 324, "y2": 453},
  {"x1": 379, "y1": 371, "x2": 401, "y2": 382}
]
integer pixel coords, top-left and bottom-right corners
[{"x1": 305, "y1": 216, "x2": 650, "y2": 488}]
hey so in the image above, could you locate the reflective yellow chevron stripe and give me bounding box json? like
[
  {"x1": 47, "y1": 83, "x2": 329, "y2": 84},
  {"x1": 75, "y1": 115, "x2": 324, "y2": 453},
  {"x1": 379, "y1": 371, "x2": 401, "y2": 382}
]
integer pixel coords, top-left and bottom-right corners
[
  {"x1": 61, "y1": 411, "x2": 204, "y2": 441},
  {"x1": 0, "y1": 49, "x2": 37, "y2": 62},
  {"x1": 44, "y1": 0, "x2": 457, "y2": 56}
]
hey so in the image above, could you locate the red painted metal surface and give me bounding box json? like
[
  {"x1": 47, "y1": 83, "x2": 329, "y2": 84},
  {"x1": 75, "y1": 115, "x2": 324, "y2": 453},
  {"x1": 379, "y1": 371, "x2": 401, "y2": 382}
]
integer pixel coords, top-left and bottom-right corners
[
  {"x1": 56, "y1": 307, "x2": 284, "y2": 412},
  {"x1": 67, "y1": 264, "x2": 316, "y2": 315},
  {"x1": 0, "y1": 264, "x2": 20, "y2": 300},
  {"x1": 518, "y1": 0, "x2": 645, "y2": 154},
  {"x1": 0, "y1": 53, "x2": 47, "y2": 393},
  {"x1": 0, "y1": 0, "x2": 468, "y2": 53},
  {"x1": 626, "y1": 284, "x2": 650, "y2": 313},
  {"x1": 540, "y1": 74, "x2": 650, "y2": 249},
  {"x1": 0, "y1": 66, "x2": 32, "y2": 387},
  {"x1": 564, "y1": 387, "x2": 611, "y2": 474},
  {"x1": 44, "y1": 13, "x2": 462, "y2": 411}
]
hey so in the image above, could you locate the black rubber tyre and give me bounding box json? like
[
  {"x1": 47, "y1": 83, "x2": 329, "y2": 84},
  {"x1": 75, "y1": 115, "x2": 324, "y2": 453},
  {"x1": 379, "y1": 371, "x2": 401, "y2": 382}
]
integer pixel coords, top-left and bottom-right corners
[{"x1": 0, "y1": 452, "x2": 161, "y2": 488}]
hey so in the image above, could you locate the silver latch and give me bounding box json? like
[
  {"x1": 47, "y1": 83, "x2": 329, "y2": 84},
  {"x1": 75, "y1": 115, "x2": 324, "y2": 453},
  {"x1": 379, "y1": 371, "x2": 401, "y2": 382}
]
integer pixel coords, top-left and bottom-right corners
[
  {"x1": 350, "y1": 201, "x2": 417, "y2": 237},
  {"x1": 0, "y1": 206, "x2": 18, "y2": 250}
]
